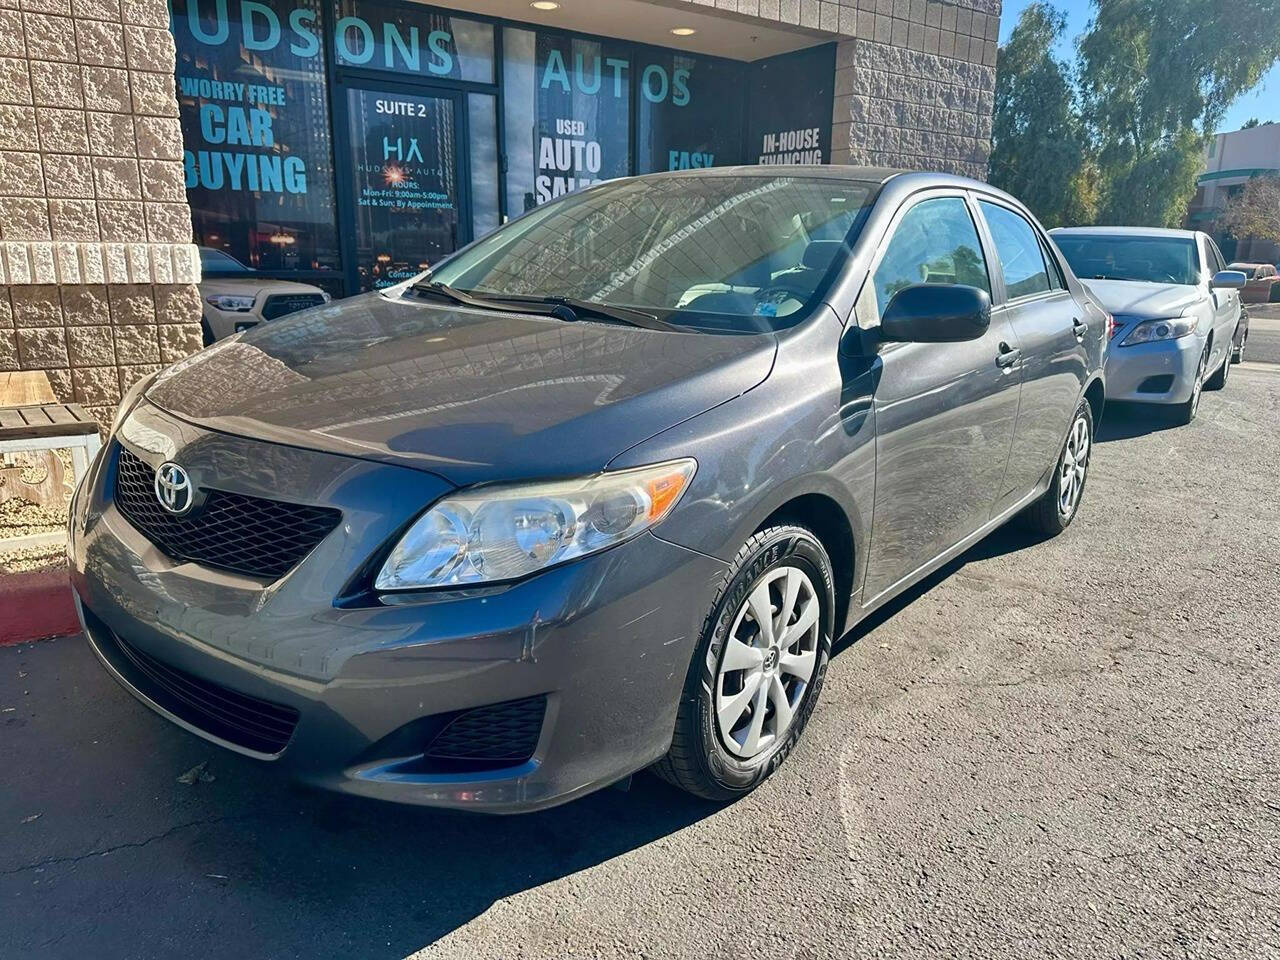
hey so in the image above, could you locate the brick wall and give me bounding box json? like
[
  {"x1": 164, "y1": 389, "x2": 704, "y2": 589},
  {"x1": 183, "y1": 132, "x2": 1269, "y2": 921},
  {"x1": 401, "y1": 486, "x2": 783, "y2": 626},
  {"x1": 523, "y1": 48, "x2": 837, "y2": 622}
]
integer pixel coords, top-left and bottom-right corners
[{"x1": 0, "y1": 0, "x2": 201, "y2": 424}]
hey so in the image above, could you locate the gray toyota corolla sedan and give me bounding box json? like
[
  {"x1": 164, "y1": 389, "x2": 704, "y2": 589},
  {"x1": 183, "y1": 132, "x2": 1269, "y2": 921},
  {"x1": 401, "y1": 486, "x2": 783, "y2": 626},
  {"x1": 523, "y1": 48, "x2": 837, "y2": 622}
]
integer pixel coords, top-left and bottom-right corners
[{"x1": 70, "y1": 168, "x2": 1106, "y2": 812}]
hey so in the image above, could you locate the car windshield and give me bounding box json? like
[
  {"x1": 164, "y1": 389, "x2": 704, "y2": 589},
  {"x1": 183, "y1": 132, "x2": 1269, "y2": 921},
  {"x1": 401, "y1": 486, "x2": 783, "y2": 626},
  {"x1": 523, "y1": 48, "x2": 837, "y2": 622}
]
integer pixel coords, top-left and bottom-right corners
[
  {"x1": 1054, "y1": 234, "x2": 1200, "y2": 285},
  {"x1": 428, "y1": 175, "x2": 878, "y2": 333},
  {"x1": 200, "y1": 248, "x2": 253, "y2": 273}
]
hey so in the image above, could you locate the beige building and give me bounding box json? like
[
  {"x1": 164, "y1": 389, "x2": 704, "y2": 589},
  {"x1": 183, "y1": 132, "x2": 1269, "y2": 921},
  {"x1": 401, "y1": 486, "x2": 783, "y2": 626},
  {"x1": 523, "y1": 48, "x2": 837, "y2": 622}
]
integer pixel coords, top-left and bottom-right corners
[
  {"x1": 1189, "y1": 124, "x2": 1280, "y2": 263},
  {"x1": 0, "y1": 0, "x2": 203, "y2": 423},
  {"x1": 3, "y1": 0, "x2": 1000, "y2": 420}
]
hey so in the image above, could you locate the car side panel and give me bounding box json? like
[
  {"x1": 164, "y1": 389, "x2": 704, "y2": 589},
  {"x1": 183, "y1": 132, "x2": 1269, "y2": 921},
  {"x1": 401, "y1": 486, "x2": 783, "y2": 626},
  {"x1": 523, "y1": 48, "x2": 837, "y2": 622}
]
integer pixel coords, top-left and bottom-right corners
[{"x1": 608, "y1": 311, "x2": 877, "y2": 633}]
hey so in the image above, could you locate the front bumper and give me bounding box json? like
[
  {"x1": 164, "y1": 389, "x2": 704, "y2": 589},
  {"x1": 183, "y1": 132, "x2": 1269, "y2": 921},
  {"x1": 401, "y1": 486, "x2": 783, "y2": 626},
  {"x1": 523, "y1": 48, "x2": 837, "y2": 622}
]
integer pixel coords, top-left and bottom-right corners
[
  {"x1": 70, "y1": 408, "x2": 726, "y2": 813},
  {"x1": 1103, "y1": 327, "x2": 1204, "y2": 405}
]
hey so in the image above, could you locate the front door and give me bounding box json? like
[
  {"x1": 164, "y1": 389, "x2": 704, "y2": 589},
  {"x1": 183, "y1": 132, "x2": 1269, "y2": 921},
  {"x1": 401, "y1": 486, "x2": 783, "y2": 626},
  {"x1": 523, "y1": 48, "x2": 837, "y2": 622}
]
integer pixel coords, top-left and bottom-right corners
[
  {"x1": 859, "y1": 192, "x2": 1023, "y2": 603},
  {"x1": 336, "y1": 81, "x2": 469, "y2": 293}
]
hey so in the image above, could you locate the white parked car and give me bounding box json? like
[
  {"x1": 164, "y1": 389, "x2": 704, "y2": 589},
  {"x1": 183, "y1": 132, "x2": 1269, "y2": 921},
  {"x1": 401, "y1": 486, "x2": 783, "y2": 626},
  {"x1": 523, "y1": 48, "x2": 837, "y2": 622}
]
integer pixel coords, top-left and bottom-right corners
[
  {"x1": 198, "y1": 248, "x2": 331, "y2": 344},
  {"x1": 1050, "y1": 227, "x2": 1245, "y2": 425}
]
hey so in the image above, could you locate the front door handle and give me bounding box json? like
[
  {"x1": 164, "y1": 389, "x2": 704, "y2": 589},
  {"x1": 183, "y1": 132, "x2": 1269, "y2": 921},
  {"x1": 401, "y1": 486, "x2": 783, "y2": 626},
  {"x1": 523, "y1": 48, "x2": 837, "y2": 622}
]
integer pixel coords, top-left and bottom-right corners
[
  {"x1": 1072, "y1": 317, "x2": 1087, "y2": 340},
  {"x1": 996, "y1": 342, "x2": 1020, "y2": 369}
]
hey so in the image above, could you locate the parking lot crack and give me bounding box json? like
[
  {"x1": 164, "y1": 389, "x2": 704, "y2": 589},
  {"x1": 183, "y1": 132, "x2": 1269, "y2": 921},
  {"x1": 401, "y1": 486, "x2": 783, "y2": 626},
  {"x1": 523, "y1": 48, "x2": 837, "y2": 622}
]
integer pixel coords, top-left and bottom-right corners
[{"x1": 1, "y1": 816, "x2": 236, "y2": 877}]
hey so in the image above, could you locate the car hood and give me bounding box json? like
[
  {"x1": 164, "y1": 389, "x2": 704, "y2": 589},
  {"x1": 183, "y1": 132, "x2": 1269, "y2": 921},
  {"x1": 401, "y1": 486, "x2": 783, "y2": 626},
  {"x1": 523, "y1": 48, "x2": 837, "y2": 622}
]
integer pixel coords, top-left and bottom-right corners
[
  {"x1": 146, "y1": 291, "x2": 777, "y2": 486},
  {"x1": 1079, "y1": 279, "x2": 1203, "y2": 319}
]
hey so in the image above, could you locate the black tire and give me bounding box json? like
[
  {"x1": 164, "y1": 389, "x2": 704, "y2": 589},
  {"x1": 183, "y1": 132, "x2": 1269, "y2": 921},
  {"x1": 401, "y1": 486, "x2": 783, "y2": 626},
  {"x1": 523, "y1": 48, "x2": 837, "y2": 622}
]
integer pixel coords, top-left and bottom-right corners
[
  {"x1": 1020, "y1": 399, "x2": 1093, "y2": 537},
  {"x1": 200, "y1": 317, "x2": 216, "y2": 347},
  {"x1": 1204, "y1": 344, "x2": 1229, "y2": 390},
  {"x1": 1232, "y1": 330, "x2": 1246, "y2": 364},
  {"x1": 1171, "y1": 344, "x2": 1208, "y2": 426},
  {"x1": 652, "y1": 525, "x2": 835, "y2": 801}
]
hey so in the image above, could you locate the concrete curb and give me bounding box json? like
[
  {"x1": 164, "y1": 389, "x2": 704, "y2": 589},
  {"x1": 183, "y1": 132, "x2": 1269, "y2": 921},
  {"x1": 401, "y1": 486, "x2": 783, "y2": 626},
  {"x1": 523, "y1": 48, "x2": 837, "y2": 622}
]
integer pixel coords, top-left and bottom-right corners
[{"x1": 0, "y1": 566, "x2": 79, "y2": 647}]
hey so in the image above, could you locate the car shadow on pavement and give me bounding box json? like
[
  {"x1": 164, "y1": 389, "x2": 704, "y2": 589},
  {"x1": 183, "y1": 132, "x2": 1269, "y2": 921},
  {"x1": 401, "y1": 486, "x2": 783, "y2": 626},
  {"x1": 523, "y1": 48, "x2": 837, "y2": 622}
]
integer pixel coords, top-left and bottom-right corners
[
  {"x1": 831, "y1": 521, "x2": 1045, "y2": 659},
  {"x1": 1095, "y1": 401, "x2": 1181, "y2": 443},
  {"x1": 0, "y1": 636, "x2": 723, "y2": 959}
]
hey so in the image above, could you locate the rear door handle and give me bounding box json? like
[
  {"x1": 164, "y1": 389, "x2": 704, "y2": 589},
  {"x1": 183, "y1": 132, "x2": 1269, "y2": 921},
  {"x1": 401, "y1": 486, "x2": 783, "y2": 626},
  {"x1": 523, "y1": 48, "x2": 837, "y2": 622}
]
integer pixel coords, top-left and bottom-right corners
[
  {"x1": 996, "y1": 342, "x2": 1020, "y2": 369},
  {"x1": 1072, "y1": 317, "x2": 1088, "y2": 339}
]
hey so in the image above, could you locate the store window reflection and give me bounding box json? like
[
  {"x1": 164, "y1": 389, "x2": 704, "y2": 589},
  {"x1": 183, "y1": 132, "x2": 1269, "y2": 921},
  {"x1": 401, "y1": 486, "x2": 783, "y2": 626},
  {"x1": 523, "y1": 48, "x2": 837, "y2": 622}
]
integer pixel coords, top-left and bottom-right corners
[
  {"x1": 173, "y1": 0, "x2": 340, "y2": 273},
  {"x1": 502, "y1": 27, "x2": 631, "y2": 216}
]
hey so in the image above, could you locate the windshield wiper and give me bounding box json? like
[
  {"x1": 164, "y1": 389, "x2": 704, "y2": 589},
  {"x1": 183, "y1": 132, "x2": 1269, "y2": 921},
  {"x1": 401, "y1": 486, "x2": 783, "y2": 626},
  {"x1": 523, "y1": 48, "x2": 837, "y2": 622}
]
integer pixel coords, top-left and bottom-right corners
[
  {"x1": 410, "y1": 280, "x2": 511, "y2": 312},
  {"x1": 410, "y1": 282, "x2": 679, "y2": 332},
  {"x1": 481, "y1": 294, "x2": 680, "y2": 332}
]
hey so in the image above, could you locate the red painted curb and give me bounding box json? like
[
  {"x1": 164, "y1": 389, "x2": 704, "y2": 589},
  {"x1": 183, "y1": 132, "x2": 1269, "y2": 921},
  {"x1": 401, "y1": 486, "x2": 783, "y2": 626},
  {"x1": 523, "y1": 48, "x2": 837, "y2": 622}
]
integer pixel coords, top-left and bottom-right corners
[{"x1": 0, "y1": 566, "x2": 80, "y2": 647}]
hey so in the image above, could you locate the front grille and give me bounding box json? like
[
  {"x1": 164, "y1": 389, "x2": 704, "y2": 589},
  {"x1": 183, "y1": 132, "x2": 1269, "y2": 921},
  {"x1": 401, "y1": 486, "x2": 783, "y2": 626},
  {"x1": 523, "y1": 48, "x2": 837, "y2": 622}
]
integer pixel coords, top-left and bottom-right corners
[
  {"x1": 88, "y1": 608, "x2": 300, "y2": 755},
  {"x1": 261, "y1": 293, "x2": 326, "y2": 321},
  {"x1": 425, "y1": 696, "x2": 547, "y2": 764},
  {"x1": 113, "y1": 445, "x2": 341, "y2": 580}
]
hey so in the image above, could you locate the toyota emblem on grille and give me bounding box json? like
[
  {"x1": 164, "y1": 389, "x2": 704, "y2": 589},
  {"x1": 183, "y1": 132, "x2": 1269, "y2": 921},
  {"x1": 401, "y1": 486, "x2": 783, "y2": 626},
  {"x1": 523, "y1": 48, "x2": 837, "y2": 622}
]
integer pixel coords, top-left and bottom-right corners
[{"x1": 154, "y1": 462, "x2": 193, "y2": 515}]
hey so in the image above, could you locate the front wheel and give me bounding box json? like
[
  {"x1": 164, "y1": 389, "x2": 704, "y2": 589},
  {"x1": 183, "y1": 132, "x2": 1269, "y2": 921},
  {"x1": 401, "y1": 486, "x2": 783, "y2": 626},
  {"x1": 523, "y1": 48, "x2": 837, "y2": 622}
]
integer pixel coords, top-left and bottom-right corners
[
  {"x1": 1020, "y1": 399, "x2": 1093, "y2": 536},
  {"x1": 653, "y1": 525, "x2": 834, "y2": 801},
  {"x1": 1172, "y1": 344, "x2": 1209, "y2": 425},
  {"x1": 1204, "y1": 343, "x2": 1230, "y2": 390}
]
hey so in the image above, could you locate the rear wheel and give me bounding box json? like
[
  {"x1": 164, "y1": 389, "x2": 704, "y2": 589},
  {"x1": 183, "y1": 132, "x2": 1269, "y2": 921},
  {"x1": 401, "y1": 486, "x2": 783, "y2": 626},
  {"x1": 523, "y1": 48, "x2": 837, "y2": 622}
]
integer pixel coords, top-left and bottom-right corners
[
  {"x1": 653, "y1": 525, "x2": 834, "y2": 801},
  {"x1": 1233, "y1": 330, "x2": 1247, "y2": 364},
  {"x1": 1020, "y1": 399, "x2": 1092, "y2": 536}
]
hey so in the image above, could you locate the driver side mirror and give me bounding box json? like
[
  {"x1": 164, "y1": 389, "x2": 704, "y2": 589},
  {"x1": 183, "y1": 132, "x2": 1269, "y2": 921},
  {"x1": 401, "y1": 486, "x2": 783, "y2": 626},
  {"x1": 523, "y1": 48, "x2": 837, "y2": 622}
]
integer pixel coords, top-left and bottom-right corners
[
  {"x1": 1210, "y1": 270, "x2": 1246, "y2": 290},
  {"x1": 880, "y1": 284, "x2": 992, "y2": 343}
]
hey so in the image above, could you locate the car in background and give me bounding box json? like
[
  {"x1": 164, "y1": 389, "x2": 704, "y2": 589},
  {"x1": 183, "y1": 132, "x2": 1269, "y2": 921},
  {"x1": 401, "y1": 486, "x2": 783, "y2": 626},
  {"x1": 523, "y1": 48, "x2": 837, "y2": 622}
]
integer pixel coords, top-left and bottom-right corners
[
  {"x1": 1226, "y1": 262, "x2": 1280, "y2": 303},
  {"x1": 1051, "y1": 227, "x2": 1244, "y2": 425},
  {"x1": 198, "y1": 247, "x2": 330, "y2": 345}
]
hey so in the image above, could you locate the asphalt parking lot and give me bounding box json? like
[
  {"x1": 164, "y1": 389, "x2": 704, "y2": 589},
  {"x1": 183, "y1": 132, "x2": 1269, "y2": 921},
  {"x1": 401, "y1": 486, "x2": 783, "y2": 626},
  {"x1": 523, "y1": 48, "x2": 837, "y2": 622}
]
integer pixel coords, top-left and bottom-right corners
[{"x1": 4, "y1": 362, "x2": 1279, "y2": 959}]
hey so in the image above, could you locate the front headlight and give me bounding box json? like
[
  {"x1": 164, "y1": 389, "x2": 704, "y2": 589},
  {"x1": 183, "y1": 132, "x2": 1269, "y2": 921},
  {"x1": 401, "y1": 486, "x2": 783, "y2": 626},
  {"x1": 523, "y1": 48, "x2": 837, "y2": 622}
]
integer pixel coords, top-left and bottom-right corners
[
  {"x1": 205, "y1": 294, "x2": 255, "y2": 312},
  {"x1": 1119, "y1": 317, "x2": 1196, "y2": 346},
  {"x1": 375, "y1": 459, "x2": 697, "y2": 590}
]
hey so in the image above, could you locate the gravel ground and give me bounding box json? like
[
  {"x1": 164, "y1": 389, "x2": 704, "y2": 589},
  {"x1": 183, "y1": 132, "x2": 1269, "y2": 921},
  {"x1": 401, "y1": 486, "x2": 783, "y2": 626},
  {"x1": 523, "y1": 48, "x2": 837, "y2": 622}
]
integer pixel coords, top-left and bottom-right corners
[{"x1": 2, "y1": 365, "x2": 1278, "y2": 960}]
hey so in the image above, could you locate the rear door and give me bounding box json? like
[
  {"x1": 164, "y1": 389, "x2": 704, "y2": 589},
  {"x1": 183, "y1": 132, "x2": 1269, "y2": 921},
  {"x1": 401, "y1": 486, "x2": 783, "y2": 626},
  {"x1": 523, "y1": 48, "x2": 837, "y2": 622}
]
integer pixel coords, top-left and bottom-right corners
[
  {"x1": 858, "y1": 191, "x2": 1023, "y2": 603},
  {"x1": 975, "y1": 199, "x2": 1088, "y2": 513}
]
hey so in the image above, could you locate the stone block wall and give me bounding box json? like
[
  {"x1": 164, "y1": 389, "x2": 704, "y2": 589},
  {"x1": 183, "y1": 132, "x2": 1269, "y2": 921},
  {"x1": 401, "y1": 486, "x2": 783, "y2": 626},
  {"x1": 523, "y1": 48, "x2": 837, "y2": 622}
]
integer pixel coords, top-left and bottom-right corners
[{"x1": 0, "y1": 0, "x2": 201, "y2": 423}]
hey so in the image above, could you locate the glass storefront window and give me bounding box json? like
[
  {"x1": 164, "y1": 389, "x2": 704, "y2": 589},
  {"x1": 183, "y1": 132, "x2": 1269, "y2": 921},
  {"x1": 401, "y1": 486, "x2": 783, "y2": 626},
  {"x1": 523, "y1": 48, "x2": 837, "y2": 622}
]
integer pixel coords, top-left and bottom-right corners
[
  {"x1": 636, "y1": 52, "x2": 746, "y2": 174},
  {"x1": 172, "y1": 0, "x2": 340, "y2": 272},
  {"x1": 468, "y1": 93, "x2": 500, "y2": 238},
  {"x1": 332, "y1": 1, "x2": 495, "y2": 83},
  {"x1": 502, "y1": 27, "x2": 631, "y2": 216},
  {"x1": 344, "y1": 87, "x2": 461, "y2": 291}
]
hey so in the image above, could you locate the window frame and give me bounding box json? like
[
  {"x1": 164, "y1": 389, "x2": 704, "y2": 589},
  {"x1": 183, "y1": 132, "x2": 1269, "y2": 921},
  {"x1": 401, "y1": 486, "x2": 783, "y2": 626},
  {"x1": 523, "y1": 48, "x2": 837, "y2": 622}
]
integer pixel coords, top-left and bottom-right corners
[
  {"x1": 853, "y1": 187, "x2": 995, "y2": 329},
  {"x1": 972, "y1": 196, "x2": 1067, "y2": 307}
]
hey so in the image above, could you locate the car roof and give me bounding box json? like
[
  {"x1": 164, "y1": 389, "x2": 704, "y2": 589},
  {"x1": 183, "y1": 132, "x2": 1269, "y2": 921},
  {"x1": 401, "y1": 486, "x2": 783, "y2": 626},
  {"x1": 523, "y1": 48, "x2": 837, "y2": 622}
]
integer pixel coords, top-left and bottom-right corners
[
  {"x1": 1049, "y1": 225, "x2": 1201, "y2": 239},
  {"x1": 626, "y1": 166, "x2": 1020, "y2": 198}
]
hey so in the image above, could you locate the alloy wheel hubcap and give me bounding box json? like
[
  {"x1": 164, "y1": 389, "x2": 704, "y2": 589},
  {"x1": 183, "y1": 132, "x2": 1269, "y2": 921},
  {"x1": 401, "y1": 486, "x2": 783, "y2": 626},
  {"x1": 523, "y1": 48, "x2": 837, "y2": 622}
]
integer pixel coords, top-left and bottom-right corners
[
  {"x1": 1058, "y1": 414, "x2": 1090, "y2": 519},
  {"x1": 715, "y1": 565, "x2": 820, "y2": 759}
]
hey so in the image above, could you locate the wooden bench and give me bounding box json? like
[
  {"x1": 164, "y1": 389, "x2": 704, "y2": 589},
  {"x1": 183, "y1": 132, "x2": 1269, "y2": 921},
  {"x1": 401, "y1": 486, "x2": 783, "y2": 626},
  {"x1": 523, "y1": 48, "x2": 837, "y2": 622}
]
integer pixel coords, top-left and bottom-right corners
[{"x1": 1, "y1": 403, "x2": 103, "y2": 553}]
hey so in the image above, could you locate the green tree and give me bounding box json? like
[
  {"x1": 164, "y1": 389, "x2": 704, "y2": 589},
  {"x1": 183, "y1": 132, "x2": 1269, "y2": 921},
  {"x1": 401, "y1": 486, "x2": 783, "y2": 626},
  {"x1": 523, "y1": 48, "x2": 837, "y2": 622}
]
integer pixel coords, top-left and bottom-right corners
[
  {"x1": 1078, "y1": 0, "x2": 1280, "y2": 226},
  {"x1": 1242, "y1": 117, "x2": 1262, "y2": 128},
  {"x1": 1220, "y1": 174, "x2": 1280, "y2": 244},
  {"x1": 988, "y1": 3, "x2": 1095, "y2": 226}
]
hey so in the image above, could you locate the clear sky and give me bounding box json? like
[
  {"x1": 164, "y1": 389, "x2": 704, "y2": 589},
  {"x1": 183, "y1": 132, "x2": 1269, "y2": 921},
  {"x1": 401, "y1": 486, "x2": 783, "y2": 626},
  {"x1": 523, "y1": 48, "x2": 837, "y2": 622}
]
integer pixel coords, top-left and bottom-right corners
[{"x1": 998, "y1": 0, "x2": 1280, "y2": 134}]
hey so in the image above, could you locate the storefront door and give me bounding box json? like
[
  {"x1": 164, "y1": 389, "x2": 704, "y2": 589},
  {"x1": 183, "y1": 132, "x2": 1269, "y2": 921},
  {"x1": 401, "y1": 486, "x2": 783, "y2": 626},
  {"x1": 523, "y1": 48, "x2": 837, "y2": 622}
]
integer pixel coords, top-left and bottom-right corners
[{"x1": 335, "y1": 79, "x2": 471, "y2": 292}]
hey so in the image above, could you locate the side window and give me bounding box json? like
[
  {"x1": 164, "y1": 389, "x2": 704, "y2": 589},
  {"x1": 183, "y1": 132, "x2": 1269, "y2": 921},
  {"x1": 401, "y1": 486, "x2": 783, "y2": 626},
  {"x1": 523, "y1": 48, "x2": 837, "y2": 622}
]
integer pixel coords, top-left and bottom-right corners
[
  {"x1": 1038, "y1": 236, "x2": 1066, "y2": 290},
  {"x1": 979, "y1": 201, "x2": 1051, "y2": 299},
  {"x1": 1205, "y1": 240, "x2": 1225, "y2": 276},
  {"x1": 870, "y1": 197, "x2": 990, "y2": 318}
]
